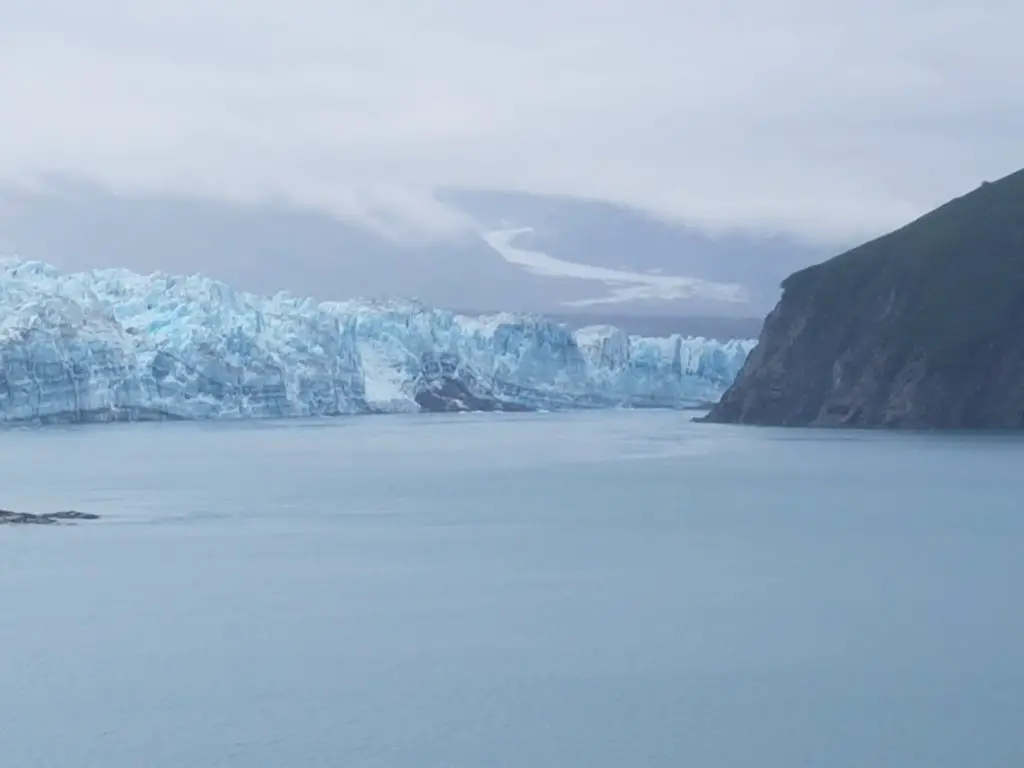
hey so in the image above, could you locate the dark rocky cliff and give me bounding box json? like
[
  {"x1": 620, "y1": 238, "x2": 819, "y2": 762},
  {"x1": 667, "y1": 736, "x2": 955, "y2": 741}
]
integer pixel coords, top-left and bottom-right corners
[{"x1": 704, "y1": 169, "x2": 1024, "y2": 429}]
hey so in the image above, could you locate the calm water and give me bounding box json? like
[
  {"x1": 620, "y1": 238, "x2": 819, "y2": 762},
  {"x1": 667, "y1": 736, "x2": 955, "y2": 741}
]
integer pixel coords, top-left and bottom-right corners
[{"x1": 1, "y1": 411, "x2": 1022, "y2": 767}]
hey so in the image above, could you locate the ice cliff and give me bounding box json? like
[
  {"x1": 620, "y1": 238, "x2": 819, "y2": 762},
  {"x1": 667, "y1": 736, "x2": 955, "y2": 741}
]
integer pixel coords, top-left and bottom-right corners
[{"x1": 0, "y1": 259, "x2": 756, "y2": 423}]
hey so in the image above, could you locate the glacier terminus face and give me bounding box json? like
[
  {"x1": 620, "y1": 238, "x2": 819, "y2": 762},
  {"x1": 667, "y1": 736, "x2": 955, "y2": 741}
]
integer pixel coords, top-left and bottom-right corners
[{"x1": 0, "y1": 259, "x2": 756, "y2": 424}]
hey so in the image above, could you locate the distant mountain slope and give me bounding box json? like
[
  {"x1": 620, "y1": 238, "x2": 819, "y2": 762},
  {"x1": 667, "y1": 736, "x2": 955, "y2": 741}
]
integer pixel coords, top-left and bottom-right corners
[
  {"x1": 0, "y1": 181, "x2": 828, "y2": 321},
  {"x1": 705, "y1": 169, "x2": 1024, "y2": 428},
  {"x1": 440, "y1": 188, "x2": 829, "y2": 311}
]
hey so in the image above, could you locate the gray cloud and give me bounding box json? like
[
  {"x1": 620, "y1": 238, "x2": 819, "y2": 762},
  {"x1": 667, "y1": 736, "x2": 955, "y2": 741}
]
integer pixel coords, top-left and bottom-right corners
[{"x1": 2, "y1": 0, "x2": 1021, "y2": 240}]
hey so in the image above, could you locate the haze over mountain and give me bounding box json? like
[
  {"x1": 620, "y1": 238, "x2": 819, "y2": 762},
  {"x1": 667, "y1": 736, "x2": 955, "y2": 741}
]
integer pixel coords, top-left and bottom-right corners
[
  {"x1": 0, "y1": 181, "x2": 829, "y2": 332},
  {"x1": 4, "y1": 1, "x2": 1023, "y2": 337}
]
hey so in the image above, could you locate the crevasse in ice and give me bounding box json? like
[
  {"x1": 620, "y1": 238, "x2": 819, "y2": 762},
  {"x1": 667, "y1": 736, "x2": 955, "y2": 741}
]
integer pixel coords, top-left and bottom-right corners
[{"x1": 0, "y1": 259, "x2": 756, "y2": 423}]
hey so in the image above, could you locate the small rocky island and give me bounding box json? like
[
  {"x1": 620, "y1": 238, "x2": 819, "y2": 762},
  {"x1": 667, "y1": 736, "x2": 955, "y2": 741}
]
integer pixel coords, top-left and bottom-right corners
[
  {"x1": 704, "y1": 169, "x2": 1024, "y2": 429},
  {"x1": 1, "y1": 509, "x2": 101, "y2": 525}
]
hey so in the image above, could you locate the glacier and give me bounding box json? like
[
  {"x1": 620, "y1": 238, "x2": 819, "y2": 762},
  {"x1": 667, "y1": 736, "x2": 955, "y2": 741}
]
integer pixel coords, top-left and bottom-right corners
[{"x1": 0, "y1": 259, "x2": 756, "y2": 424}]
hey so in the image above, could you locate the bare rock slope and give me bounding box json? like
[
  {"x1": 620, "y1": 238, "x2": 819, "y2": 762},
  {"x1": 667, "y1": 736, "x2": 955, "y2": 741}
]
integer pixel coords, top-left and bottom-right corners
[{"x1": 704, "y1": 169, "x2": 1024, "y2": 429}]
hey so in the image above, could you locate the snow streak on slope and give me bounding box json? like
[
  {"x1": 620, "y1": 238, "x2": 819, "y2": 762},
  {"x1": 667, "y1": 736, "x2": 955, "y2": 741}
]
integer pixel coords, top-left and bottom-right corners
[
  {"x1": 481, "y1": 228, "x2": 748, "y2": 306},
  {"x1": 0, "y1": 259, "x2": 756, "y2": 424}
]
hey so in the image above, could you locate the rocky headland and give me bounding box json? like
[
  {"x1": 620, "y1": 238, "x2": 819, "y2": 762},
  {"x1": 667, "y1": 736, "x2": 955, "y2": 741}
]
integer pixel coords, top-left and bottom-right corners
[{"x1": 704, "y1": 169, "x2": 1024, "y2": 429}]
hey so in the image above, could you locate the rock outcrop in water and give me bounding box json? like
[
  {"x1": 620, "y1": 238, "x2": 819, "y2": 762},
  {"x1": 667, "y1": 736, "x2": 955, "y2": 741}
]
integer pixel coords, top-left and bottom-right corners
[
  {"x1": 704, "y1": 169, "x2": 1024, "y2": 429},
  {"x1": 1, "y1": 509, "x2": 101, "y2": 525}
]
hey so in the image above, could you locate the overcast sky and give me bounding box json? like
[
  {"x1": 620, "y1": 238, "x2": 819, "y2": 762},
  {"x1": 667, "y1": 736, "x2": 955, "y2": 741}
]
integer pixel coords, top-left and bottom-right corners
[{"x1": 2, "y1": 0, "x2": 1021, "y2": 242}]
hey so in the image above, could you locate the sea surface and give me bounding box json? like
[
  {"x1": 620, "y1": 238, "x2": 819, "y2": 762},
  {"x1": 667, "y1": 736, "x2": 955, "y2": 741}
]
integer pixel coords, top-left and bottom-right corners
[{"x1": 1, "y1": 411, "x2": 1022, "y2": 767}]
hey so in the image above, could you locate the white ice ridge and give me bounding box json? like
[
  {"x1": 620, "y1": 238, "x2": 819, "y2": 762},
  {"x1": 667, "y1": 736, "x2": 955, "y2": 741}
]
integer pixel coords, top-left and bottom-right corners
[{"x1": 0, "y1": 258, "x2": 757, "y2": 424}]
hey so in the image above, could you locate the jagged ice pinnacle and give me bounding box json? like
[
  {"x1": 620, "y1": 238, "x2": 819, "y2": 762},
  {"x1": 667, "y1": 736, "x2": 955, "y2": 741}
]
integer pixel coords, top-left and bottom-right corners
[{"x1": 0, "y1": 259, "x2": 756, "y2": 423}]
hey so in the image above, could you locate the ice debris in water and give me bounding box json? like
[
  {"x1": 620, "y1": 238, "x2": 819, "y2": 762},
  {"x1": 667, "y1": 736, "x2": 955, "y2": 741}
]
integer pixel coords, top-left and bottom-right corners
[{"x1": 0, "y1": 258, "x2": 756, "y2": 423}]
